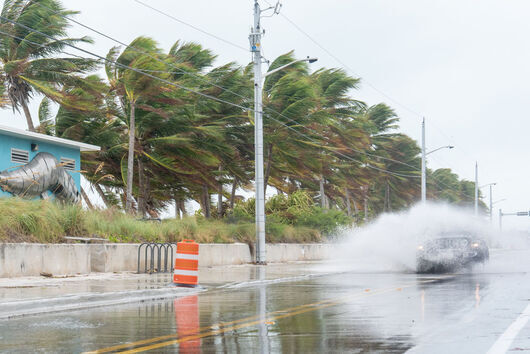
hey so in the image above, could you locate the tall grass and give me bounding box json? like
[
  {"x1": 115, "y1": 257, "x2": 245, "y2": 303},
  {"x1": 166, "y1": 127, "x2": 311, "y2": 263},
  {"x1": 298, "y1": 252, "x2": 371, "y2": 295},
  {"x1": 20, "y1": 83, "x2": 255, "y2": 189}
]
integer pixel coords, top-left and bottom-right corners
[{"x1": 0, "y1": 198, "x2": 322, "y2": 244}]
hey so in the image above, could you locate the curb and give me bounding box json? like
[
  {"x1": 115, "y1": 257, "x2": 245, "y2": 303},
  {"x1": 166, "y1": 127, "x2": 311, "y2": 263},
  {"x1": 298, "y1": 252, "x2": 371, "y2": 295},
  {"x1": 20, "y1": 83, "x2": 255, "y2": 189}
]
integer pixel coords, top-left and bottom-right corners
[{"x1": 0, "y1": 286, "x2": 203, "y2": 320}]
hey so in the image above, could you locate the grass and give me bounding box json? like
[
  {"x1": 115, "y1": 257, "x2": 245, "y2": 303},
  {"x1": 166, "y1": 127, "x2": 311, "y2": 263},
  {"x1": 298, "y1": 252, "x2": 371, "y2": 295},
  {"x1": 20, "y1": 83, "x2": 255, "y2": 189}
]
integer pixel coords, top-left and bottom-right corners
[{"x1": 0, "y1": 198, "x2": 323, "y2": 244}]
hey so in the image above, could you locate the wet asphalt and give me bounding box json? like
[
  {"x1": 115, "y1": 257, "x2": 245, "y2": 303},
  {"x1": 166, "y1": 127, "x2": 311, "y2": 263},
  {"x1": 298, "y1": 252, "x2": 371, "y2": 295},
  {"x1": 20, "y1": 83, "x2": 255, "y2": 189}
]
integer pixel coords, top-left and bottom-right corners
[{"x1": 0, "y1": 250, "x2": 529, "y2": 353}]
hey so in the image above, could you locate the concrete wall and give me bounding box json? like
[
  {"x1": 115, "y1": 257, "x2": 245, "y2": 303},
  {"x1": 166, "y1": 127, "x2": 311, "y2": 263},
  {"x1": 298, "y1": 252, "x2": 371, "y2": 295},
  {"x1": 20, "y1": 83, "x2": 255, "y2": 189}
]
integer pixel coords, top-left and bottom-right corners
[
  {"x1": 0, "y1": 242, "x2": 333, "y2": 278},
  {"x1": 0, "y1": 243, "x2": 90, "y2": 277},
  {"x1": 266, "y1": 243, "x2": 333, "y2": 263}
]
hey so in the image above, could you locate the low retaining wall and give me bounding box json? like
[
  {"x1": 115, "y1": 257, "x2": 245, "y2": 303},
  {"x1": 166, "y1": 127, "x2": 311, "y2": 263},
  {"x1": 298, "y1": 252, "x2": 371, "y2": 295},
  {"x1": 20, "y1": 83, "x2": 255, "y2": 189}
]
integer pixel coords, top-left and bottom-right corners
[{"x1": 0, "y1": 242, "x2": 333, "y2": 278}]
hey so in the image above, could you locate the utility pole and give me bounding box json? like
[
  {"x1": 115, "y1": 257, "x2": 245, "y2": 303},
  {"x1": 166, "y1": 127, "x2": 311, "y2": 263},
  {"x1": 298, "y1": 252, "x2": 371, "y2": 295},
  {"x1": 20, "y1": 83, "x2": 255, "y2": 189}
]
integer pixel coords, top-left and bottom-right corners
[
  {"x1": 421, "y1": 118, "x2": 426, "y2": 204},
  {"x1": 250, "y1": 0, "x2": 266, "y2": 264},
  {"x1": 474, "y1": 162, "x2": 478, "y2": 216},
  {"x1": 499, "y1": 209, "x2": 502, "y2": 231}
]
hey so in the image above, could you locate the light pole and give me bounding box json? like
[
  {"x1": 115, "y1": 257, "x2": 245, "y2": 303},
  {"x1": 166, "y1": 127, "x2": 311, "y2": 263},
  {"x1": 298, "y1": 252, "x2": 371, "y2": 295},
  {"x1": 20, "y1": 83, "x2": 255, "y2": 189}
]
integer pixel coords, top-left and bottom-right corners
[
  {"x1": 421, "y1": 118, "x2": 426, "y2": 203},
  {"x1": 250, "y1": 0, "x2": 317, "y2": 264},
  {"x1": 474, "y1": 162, "x2": 478, "y2": 216},
  {"x1": 420, "y1": 118, "x2": 454, "y2": 203},
  {"x1": 480, "y1": 182, "x2": 496, "y2": 223}
]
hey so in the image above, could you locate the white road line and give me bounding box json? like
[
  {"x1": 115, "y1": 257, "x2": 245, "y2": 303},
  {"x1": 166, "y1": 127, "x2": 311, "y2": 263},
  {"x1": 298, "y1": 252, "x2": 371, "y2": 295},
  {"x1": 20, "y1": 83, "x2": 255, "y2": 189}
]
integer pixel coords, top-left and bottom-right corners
[{"x1": 487, "y1": 303, "x2": 530, "y2": 354}]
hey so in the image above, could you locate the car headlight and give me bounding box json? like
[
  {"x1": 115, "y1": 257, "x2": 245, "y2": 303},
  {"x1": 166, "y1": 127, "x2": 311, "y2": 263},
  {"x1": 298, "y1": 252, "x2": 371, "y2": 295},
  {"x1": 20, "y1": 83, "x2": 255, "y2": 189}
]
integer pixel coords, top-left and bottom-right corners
[
  {"x1": 417, "y1": 245, "x2": 424, "y2": 251},
  {"x1": 472, "y1": 243, "x2": 479, "y2": 248}
]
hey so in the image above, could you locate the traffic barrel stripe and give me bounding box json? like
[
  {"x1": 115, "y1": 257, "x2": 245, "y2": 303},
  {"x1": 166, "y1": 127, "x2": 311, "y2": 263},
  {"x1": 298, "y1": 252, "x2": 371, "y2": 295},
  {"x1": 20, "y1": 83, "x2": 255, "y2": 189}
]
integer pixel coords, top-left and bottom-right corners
[
  {"x1": 174, "y1": 274, "x2": 198, "y2": 285},
  {"x1": 176, "y1": 253, "x2": 199, "y2": 260},
  {"x1": 173, "y1": 269, "x2": 199, "y2": 276},
  {"x1": 174, "y1": 259, "x2": 198, "y2": 270},
  {"x1": 173, "y1": 240, "x2": 199, "y2": 286}
]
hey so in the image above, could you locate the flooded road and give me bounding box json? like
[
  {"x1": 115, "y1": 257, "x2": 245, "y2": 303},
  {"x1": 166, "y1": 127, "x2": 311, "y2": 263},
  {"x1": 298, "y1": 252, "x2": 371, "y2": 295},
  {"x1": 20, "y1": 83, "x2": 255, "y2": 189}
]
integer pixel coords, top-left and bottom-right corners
[{"x1": 1, "y1": 250, "x2": 530, "y2": 353}]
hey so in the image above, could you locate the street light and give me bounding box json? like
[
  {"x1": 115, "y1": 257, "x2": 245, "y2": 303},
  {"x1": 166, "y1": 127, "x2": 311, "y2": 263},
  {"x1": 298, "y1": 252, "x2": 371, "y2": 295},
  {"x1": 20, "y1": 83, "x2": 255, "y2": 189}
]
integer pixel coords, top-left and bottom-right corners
[
  {"x1": 426, "y1": 145, "x2": 454, "y2": 156},
  {"x1": 421, "y1": 118, "x2": 455, "y2": 203},
  {"x1": 480, "y1": 182, "x2": 497, "y2": 223},
  {"x1": 251, "y1": 21, "x2": 318, "y2": 264},
  {"x1": 264, "y1": 57, "x2": 318, "y2": 78}
]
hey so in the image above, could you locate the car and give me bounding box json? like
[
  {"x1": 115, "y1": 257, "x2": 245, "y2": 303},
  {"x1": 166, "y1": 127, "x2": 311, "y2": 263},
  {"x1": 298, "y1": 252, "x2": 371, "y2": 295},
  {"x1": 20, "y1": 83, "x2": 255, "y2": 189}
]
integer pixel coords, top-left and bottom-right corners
[{"x1": 416, "y1": 233, "x2": 489, "y2": 273}]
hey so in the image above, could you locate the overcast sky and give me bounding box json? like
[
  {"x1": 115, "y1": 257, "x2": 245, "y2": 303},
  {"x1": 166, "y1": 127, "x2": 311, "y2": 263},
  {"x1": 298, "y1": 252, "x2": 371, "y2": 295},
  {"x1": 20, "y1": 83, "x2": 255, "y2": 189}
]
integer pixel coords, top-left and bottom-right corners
[{"x1": 1, "y1": 0, "x2": 528, "y2": 230}]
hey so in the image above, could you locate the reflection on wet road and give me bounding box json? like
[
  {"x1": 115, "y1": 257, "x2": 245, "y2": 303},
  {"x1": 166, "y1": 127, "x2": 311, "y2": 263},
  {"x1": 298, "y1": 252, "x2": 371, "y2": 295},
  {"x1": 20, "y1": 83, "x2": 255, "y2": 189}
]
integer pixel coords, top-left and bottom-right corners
[{"x1": 1, "y1": 250, "x2": 530, "y2": 353}]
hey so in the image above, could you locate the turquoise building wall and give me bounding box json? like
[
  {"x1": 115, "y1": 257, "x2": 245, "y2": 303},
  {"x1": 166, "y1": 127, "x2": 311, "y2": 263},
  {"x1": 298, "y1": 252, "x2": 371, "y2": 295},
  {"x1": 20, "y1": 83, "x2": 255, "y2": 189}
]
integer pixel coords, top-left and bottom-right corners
[{"x1": 0, "y1": 132, "x2": 80, "y2": 198}]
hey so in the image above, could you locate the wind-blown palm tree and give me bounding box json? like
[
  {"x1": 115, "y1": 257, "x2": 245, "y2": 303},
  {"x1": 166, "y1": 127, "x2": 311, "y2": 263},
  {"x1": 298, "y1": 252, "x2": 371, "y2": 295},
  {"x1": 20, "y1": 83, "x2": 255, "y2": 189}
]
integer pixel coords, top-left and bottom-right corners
[
  {"x1": 106, "y1": 36, "x2": 169, "y2": 213},
  {"x1": 0, "y1": 0, "x2": 97, "y2": 131}
]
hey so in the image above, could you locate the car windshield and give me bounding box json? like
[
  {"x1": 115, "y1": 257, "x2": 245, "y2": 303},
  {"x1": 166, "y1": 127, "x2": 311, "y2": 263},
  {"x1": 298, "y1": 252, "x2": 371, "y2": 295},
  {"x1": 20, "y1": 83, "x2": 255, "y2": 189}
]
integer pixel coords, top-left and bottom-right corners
[{"x1": 432, "y1": 238, "x2": 469, "y2": 248}]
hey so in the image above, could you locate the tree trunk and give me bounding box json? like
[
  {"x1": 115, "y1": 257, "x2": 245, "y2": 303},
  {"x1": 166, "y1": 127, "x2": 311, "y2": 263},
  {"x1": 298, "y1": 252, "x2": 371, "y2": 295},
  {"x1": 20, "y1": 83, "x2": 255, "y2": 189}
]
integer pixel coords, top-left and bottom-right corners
[
  {"x1": 363, "y1": 188, "x2": 368, "y2": 222},
  {"x1": 352, "y1": 197, "x2": 359, "y2": 214},
  {"x1": 137, "y1": 158, "x2": 146, "y2": 217},
  {"x1": 179, "y1": 199, "x2": 187, "y2": 217},
  {"x1": 202, "y1": 184, "x2": 211, "y2": 218},
  {"x1": 386, "y1": 181, "x2": 392, "y2": 212},
  {"x1": 81, "y1": 186, "x2": 94, "y2": 210},
  {"x1": 345, "y1": 188, "x2": 351, "y2": 217},
  {"x1": 174, "y1": 197, "x2": 180, "y2": 219},
  {"x1": 319, "y1": 177, "x2": 328, "y2": 209},
  {"x1": 144, "y1": 171, "x2": 151, "y2": 216},
  {"x1": 264, "y1": 144, "x2": 273, "y2": 196},
  {"x1": 125, "y1": 101, "x2": 136, "y2": 213},
  {"x1": 217, "y1": 165, "x2": 223, "y2": 217},
  {"x1": 230, "y1": 177, "x2": 237, "y2": 209},
  {"x1": 20, "y1": 99, "x2": 35, "y2": 132}
]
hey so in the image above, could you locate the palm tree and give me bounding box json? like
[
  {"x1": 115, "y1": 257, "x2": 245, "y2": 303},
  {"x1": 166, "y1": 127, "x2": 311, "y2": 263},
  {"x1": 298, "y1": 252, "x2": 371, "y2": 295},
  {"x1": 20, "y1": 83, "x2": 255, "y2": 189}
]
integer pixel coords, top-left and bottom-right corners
[
  {"x1": 0, "y1": 0, "x2": 97, "y2": 131},
  {"x1": 106, "y1": 36, "x2": 169, "y2": 213}
]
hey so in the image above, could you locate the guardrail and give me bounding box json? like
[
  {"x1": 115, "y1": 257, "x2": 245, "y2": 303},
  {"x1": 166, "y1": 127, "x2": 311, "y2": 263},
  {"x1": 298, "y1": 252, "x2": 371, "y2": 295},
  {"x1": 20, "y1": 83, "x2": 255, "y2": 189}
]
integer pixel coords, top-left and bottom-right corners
[{"x1": 137, "y1": 242, "x2": 177, "y2": 274}]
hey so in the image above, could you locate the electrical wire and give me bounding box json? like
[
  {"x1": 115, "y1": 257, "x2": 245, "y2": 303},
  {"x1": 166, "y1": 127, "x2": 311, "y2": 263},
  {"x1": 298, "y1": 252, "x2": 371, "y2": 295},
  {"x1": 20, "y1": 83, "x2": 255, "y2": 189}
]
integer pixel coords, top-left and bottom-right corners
[
  {"x1": 22, "y1": 2, "x2": 426, "y2": 172},
  {"x1": 266, "y1": 0, "x2": 482, "y2": 178},
  {"x1": 132, "y1": 0, "x2": 249, "y2": 52},
  {"x1": 4, "y1": 6, "x2": 479, "y2": 202},
  {"x1": 31, "y1": 1, "x2": 254, "y2": 105},
  {"x1": 262, "y1": 0, "x2": 425, "y2": 119},
  {"x1": 0, "y1": 19, "x2": 253, "y2": 111},
  {"x1": 0, "y1": 17, "x2": 424, "y2": 180}
]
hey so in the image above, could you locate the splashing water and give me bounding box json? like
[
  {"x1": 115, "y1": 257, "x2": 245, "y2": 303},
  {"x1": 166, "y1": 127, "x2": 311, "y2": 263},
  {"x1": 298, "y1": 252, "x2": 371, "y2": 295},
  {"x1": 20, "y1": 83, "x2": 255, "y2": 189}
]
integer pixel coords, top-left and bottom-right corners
[{"x1": 332, "y1": 203, "x2": 507, "y2": 273}]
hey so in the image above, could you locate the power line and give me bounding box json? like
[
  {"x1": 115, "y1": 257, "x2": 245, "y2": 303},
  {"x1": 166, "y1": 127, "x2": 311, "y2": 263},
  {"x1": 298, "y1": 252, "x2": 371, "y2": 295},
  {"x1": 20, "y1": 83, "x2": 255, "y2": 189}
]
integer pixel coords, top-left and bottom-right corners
[
  {"x1": 132, "y1": 0, "x2": 249, "y2": 52},
  {"x1": 262, "y1": 112, "x2": 421, "y2": 179},
  {"x1": 3, "y1": 12, "x2": 477, "y2": 202},
  {"x1": 268, "y1": 1, "x2": 482, "y2": 175},
  {"x1": 0, "y1": 20, "x2": 252, "y2": 110},
  {"x1": 32, "y1": 1, "x2": 254, "y2": 106},
  {"x1": 265, "y1": 1, "x2": 425, "y2": 119},
  {"x1": 24, "y1": 2, "x2": 425, "y2": 173},
  {"x1": 0, "y1": 17, "x2": 421, "y2": 180}
]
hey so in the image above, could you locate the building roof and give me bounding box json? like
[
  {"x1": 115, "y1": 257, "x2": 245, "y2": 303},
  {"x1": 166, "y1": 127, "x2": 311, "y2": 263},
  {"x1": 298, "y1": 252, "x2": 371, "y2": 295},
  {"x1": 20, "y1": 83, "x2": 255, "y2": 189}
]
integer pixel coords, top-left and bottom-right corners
[{"x1": 0, "y1": 124, "x2": 100, "y2": 152}]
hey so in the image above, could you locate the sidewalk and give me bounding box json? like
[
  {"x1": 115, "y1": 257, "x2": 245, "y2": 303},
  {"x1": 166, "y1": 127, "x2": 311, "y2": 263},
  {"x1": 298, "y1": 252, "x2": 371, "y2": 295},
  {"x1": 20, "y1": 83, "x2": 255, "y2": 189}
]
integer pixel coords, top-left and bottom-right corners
[{"x1": 0, "y1": 261, "x2": 332, "y2": 319}]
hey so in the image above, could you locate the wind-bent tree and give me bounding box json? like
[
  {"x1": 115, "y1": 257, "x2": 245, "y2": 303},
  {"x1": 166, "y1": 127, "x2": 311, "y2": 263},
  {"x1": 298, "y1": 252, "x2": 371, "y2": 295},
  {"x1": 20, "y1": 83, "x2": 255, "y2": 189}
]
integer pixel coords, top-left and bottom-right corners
[
  {"x1": 106, "y1": 37, "x2": 169, "y2": 213},
  {"x1": 0, "y1": 0, "x2": 96, "y2": 131}
]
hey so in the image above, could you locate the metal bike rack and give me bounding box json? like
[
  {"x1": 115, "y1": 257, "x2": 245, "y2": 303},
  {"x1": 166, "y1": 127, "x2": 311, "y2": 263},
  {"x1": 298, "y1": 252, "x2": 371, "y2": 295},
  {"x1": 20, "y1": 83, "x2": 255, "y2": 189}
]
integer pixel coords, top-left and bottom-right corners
[{"x1": 137, "y1": 242, "x2": 176, "y2": 274}]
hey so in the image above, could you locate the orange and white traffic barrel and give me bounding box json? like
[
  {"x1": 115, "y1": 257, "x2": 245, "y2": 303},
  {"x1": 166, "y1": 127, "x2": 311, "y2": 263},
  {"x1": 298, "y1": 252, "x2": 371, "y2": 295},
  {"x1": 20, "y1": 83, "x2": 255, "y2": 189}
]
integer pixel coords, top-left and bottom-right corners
[{"x1": 173, "y1": 239, "x2": 199, "y2": 287}]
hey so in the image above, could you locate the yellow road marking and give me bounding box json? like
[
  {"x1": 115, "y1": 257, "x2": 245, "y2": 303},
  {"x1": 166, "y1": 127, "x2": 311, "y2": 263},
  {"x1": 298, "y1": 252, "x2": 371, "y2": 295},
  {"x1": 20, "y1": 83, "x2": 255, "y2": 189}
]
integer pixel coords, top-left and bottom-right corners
[
  {"x1": 86, "y1": 276, "x2": 452, "y2": 354},
  {"x1": 120, "y1": 287, "x2": 402, "y2": 353},
  {"x1": 84, "y1": 295, "x2": 344, "y2": 353}
]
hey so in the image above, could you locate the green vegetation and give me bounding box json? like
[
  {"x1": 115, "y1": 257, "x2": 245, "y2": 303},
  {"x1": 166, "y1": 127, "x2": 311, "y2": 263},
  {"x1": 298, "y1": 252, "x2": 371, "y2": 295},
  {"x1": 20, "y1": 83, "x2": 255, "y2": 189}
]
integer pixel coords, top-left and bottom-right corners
[
  {"x1": 0, "y1": 198, "x2": 323, "y2": 244},
  {"x1": 0, "y1": 0, "x2": 487, "y2": 242}
]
